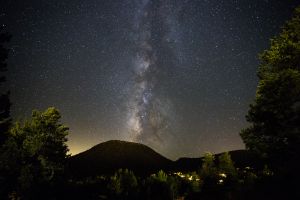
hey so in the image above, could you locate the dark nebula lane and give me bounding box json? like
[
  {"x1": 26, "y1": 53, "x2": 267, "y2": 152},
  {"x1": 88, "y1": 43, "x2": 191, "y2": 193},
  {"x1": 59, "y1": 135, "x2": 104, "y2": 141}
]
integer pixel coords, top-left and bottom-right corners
[{"x1": 127, "y1": 0, "x2": 176, "y2": 150}]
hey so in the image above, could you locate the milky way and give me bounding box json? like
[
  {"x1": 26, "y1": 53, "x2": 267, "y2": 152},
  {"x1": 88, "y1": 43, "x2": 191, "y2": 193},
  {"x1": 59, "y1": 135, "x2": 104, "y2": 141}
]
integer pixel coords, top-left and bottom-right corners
[{"x1": 127, "y1": 0, "x2": 175, "y2": 147}]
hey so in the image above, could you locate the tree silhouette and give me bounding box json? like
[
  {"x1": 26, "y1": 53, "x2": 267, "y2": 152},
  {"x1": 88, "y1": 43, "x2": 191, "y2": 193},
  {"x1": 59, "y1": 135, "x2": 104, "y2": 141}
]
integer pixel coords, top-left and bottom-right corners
[
  {"x1": 240, "y1": 6, "x2": 300, "y2": 169},
  {"x1": 0, "y1": 30, "x2": 12, "y2": 145},
  {"x1": 218, "y1": 152, "x2": 237, "y2": 179},
  {"x1": 0, "y1": 107, "x2": 69, "y2": 199},
  {"x1": 146, "y1": 170, "x2": 175, "y2": 200},
  {"x1": 200, "y1": 152, "x2": 217, "y2": 179},
  {"x1": 108, "y1": 169, "x2": 138, "y2": 199}
]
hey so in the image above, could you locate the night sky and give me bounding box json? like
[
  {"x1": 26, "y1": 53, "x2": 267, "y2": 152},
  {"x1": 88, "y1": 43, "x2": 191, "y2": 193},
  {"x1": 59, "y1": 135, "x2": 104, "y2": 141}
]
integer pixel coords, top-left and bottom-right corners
[{"x1": 1, "y1": 0, "x2": 298, "y2": 159}]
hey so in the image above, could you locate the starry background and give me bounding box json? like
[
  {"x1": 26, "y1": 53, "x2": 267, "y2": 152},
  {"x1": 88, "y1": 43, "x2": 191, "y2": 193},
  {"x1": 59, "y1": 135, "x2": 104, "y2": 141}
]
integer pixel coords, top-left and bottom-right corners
[{"x1": 0, "y1": 0, "x2": 298, "y2": 160}]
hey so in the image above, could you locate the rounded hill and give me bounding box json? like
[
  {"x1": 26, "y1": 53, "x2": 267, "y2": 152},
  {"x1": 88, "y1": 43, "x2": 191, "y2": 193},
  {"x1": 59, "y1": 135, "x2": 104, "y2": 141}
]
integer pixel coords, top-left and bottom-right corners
[{"x1": 68, "y1": 140, "x2": 172, "y2": 177}]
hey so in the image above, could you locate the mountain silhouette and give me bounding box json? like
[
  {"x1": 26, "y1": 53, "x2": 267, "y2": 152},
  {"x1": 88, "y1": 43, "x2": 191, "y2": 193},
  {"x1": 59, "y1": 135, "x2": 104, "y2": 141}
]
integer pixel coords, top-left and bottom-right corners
[
  {"x1": 68, "y1": 140, "x2": 262, "y2": 178},
  {"x1": 173, "y1": 150, "x2": 263, "y2": 172},
  {"x1": 68, "y1": 140, "x2": 173, "y2": 177}
]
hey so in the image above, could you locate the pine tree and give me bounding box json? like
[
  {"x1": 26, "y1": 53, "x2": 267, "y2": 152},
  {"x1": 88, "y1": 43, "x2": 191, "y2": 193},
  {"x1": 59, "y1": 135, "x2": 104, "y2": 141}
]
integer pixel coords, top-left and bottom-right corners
[{"x1": 240, "y1": 6, "x2": 300, "y2": 168}]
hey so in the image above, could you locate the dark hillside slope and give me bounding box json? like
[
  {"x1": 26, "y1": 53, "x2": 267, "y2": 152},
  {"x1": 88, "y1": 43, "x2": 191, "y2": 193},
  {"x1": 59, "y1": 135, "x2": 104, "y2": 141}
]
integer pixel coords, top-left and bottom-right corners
[
  {"x1": 173, "y1": 150, "x2": 263, "y2": 172},
  {"x1": 68, "y1": 140, "x2": 172, "y2": 177},
  {"x1": 68, "y1": 140, "x2": 263, "y2": 178}
]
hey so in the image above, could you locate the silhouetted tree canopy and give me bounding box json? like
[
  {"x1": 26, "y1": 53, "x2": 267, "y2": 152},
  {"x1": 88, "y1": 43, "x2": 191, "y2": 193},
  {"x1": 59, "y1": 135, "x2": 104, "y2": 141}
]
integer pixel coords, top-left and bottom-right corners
[
  {"x1": 200, "y1": 152, "x2": 217, "y2": 179},
  {"x1": 218, "y1": 152, "x2": 237, "y2": 179},
  {"x1": 0, "y1": 107, "x2": 69, "y2": 199},
  {"x1": 108, "y1": 169, "x2": 138, "y2": 199},
  {"x1": 240, "y1": 6, "x2": 300, "y2": 169},
  {"x1": 0, "y1": 30, "x2": 12, "y2": 145}
]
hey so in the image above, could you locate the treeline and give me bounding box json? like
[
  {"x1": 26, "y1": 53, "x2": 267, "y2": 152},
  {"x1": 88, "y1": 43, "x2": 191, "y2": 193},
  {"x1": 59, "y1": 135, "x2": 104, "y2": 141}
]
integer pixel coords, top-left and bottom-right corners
[{"x1": 63, "y1": 153, "x2": 273, "y2": 200}]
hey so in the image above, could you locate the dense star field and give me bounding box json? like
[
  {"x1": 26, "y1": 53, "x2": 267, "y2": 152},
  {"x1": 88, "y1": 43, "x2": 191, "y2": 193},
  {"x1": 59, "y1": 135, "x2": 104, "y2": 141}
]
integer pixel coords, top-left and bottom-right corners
[{"x1": 1, "y1": 0, "x2": 298, "y2": 159}]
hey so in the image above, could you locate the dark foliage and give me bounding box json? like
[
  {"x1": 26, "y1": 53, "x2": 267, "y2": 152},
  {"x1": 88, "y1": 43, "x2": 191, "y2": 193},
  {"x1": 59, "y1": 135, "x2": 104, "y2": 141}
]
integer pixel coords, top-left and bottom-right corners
[
  {"x1": 0, "y1": 30, "x2": 12, "y2": 145},
  {"x1": 173, "y1": 150, "x2": 263, "y2": 172},
  {"x1": 0, "y1": 107, "x2": 69, "y2": 199},
  {"x1": 240, "y1": 6, "x2": 300, "y2": 171},
  {"x1": 238, "y1": 5, "x2": 300, "y2": 199}
]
